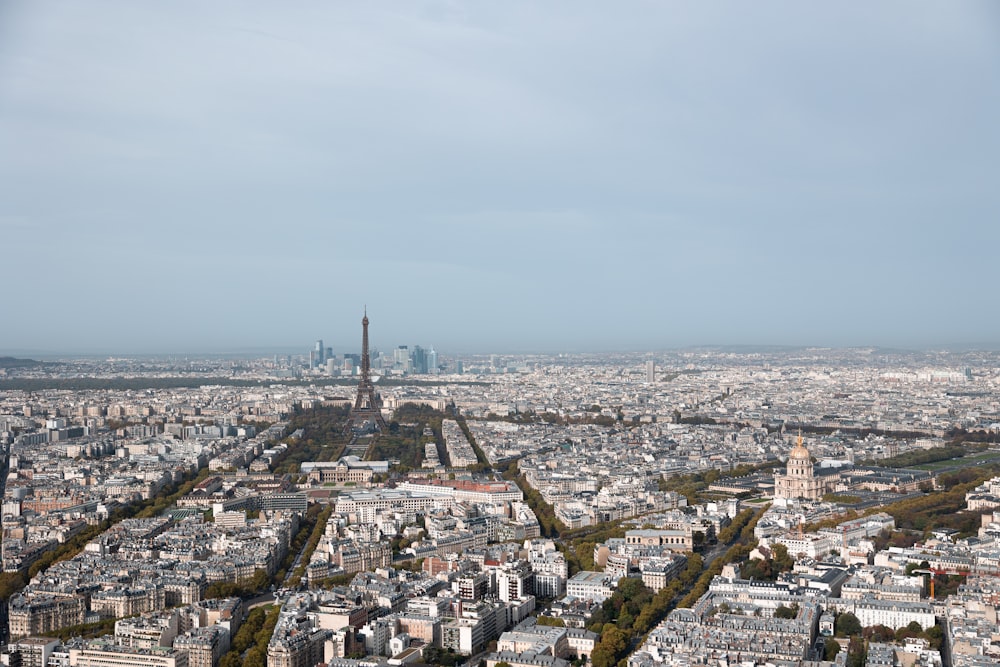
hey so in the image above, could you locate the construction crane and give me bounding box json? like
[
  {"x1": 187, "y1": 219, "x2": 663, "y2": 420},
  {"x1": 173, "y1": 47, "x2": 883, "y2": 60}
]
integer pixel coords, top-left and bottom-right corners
[{"x1": 912, "y1": 568, "x2": 972, "y2": 599}]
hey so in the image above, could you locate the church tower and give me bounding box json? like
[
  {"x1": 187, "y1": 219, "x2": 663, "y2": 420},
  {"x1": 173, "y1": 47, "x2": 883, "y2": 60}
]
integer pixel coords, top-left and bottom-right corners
[
  {"x1": 774, "y1": 432, "x2": 824, "y2": 501},
  {"x1": 787, "y1": 433, "x2": 814, "y2": 480}
]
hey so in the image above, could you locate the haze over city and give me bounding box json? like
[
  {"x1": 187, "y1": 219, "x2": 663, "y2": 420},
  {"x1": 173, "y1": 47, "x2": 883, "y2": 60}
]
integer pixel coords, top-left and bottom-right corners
[{"x1": 2, "y1": 2, "x2": 998, "y2": 355}]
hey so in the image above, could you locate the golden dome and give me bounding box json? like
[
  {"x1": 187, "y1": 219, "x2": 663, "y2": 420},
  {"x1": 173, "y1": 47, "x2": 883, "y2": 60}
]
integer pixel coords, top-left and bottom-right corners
[{"x1": 789, "y1": 433, "x2": 811, "y2": 460}]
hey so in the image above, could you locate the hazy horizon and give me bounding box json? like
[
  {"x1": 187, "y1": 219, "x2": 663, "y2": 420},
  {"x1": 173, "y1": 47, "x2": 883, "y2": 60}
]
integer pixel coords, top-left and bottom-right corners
[
  {"x1": 4, "y1": 338, "x2": 1000, "y2": 360},
  {"x1": 2, "y1": 2, "x2": 998, "y2": 354}
]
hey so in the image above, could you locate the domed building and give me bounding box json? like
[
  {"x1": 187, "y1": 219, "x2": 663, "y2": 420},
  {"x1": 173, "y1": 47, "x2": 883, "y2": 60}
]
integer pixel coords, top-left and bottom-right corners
[
  {"x1": 774, "y1": 434, "x2": 826, "y2": 501},
  {"x1": 773, "y1": 434, "x2": 935, "y2": 502}
]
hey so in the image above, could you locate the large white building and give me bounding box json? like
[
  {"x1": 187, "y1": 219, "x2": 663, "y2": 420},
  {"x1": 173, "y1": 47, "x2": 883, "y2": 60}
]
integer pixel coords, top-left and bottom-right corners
[
  {"x1": 835, "y1": 598, "x2": 935, "y2": 630},
  {"x1": 565, "y1": 572, "x2": 615, "y2": 603},
  {"x1": 333, "y1": 490, "x2": 452, "y2": 516},
  {"x1": 395, "y1": 479, "x2": 523, "y2": 505},
  {"x1": 775, "y1": 533, "x2": 838, "y2": 560},
  {"x1": 68, "y1": 643, "x2": 189, "y2": 667},
  {"x1": 773, "y1": 436, "x2": 827, "y2": 501}
]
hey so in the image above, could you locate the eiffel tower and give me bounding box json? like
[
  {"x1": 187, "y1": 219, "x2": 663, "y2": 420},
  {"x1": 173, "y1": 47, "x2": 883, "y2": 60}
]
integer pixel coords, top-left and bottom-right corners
[{"x1": 344, "y1": 309, "x2": 387, "y2": 434}]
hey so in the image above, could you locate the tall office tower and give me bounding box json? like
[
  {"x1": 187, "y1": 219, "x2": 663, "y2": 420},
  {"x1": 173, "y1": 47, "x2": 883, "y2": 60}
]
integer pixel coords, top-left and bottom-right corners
[
  {"x1": 412, "y1": 345, "x2": 427, "y2": 374},
  {"x1": 344, "y1": 310, "x2": 387, "y2": 434},
  {"x1": 315, "y1": 340, "x2": 325, "y2": 364},
  {"x1": 427, "y1": 348, "x2": 438, "y2": 375},
  {"x1": 394, "y1": 346, "x2": 409, "y2": 368},
  {"x1": 309, "y1": 350, "x2": 317, "y2": 369},
  {"x1": 646, "y1": 360, "x2": 655, "y2": 383},
  {"x1": 326, "y1": 346, "x2": 333, "y2": 361}
]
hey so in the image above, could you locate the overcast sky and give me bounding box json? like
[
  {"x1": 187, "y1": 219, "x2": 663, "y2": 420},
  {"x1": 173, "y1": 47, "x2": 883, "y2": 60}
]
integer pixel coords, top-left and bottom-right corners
[{"x1": 1, "y1": 2, "x2": 998, "y2": 355}]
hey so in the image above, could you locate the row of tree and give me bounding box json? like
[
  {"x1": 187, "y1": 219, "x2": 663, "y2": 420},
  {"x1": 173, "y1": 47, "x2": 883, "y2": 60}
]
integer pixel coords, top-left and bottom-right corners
[
  {"x1": 288, "y1": 505, "x2": 334, "y2": 586},
  {"x1": 590, "y1": 553, "x2": 711, "y2": 667},
  {"x1": 806, "y1": 461, "x2": 1000, "y2": 538},
  {"x1": 218, "y1": 604, "x2": 281, "y2": 667},
  {"x1": 504, "y1": 463, "x2": 567, "y2": 538},
  {"x1": 591, "y1": 509, "x2": 767, "y2": 667},
  {"x1": 203, "y1": 504, "x2": 327, "y2": 598},
  {"x1": 275, "y1": 503, "x2": 326, "y2": 584},
  {"x1": 40, "y1": 616, "x2": 119, "y2": 641},
  {"x1": 453, "y1": 414, "x2": 492, "y2": 469},
  {"x1": 677, "y1": 508, "x2": 762, "y2": 608},
  {"x1": 943, "y1": 427, "x2": 1000, "y2": 444},
  {"x1": 562, "y1": 522, "x2": 628, "y2": 575},
  {"x1": 204, "y1": 569, "x2": 271, "y2": 600},
  {"x1": 883, "y1": 464, "x2": 1000, "y2": 537}
]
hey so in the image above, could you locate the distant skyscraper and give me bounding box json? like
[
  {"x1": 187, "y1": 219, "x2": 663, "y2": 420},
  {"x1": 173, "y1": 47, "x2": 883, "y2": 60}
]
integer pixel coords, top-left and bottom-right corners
[
  {"x1": 315, "y1": 339, "x2": 324, "y2": 364},
  {"x1": 646, "y1": 360, "x2": 655, "y2": 383},
  {"x1": 427, "y1": 348, "x2": 438, "y2": 375},
  {"x1": 412, "y1": 345, "x2": 427, "y2": 374}
]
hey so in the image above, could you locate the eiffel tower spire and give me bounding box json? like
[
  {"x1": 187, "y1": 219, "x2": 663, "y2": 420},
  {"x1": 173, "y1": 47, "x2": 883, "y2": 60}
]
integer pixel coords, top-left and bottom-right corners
[{"x1": 345, "y1": 309, "x2": 387, "y2": 434}]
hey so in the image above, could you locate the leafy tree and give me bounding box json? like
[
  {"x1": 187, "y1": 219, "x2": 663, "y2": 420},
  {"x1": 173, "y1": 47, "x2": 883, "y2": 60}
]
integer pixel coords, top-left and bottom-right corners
[
  {"x1": 742, "y1": 557, "x2": 773, "y2": 581},
  {"x1": 219, "y1": 653, "x2": 242, "y2": 667},
  {"x1": 421, "y1": 646, "x2": 463, "y2": 667},
  {"x1": 0, "y1": 572, "x2": 27, "y2": 600},
  {"x1": 251, "y1": 568, "x2": 270, "y2": 591},
  {"x1": 774, "y1": 604, "x2": 797, "y2": 619},
  {"x1": 243, "y1": 647, "x2": 265, "y2": 667},
  {"x1": 591, "y1": 626, "x2": 627, "y2": 667},
  {"x1": 684, "y1": 553, "x2": 703, "y2": 578},
  {"x1": 535, "y1": 616, "x2": 565, "y2": 627},
  {"x1": 824, "y1": 637, "x2": 841, "y2": 661},
  {"x1": 835, "y1": 612, "x2": 862, "y2": 638},
  {"x1": 771, "y1": 543, "x2": 794, "y2": 572},
  {"x1": 925, "y1": 624, "x2": 944, "y2": 650},
  {"x1": 863, "y1": 625, "x2": 895, "y2": 642},
  {"x1": 846, "y1": 635, "x2": 867, "y2": 667},
  {"x1": 616, "y1": 577, "x2": 646, "y2": 600}
]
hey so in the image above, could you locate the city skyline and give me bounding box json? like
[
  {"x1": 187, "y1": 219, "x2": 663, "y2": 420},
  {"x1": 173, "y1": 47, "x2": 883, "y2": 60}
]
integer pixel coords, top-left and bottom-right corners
[
  {"x1": 5, "y1": 307, "x2": 1000, "y2": 358},
  {"x1": 6, "y1": 341, "x2": 996, "y2": 663},
  {"x1": 2, "y1": 2, "x2": 998, "y2": 354}
]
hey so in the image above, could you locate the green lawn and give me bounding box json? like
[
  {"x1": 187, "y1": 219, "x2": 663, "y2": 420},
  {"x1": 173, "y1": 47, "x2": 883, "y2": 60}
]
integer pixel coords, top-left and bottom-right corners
[{"x1": 913, "y1": 449, "x2": 1000, "y2": 471}]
